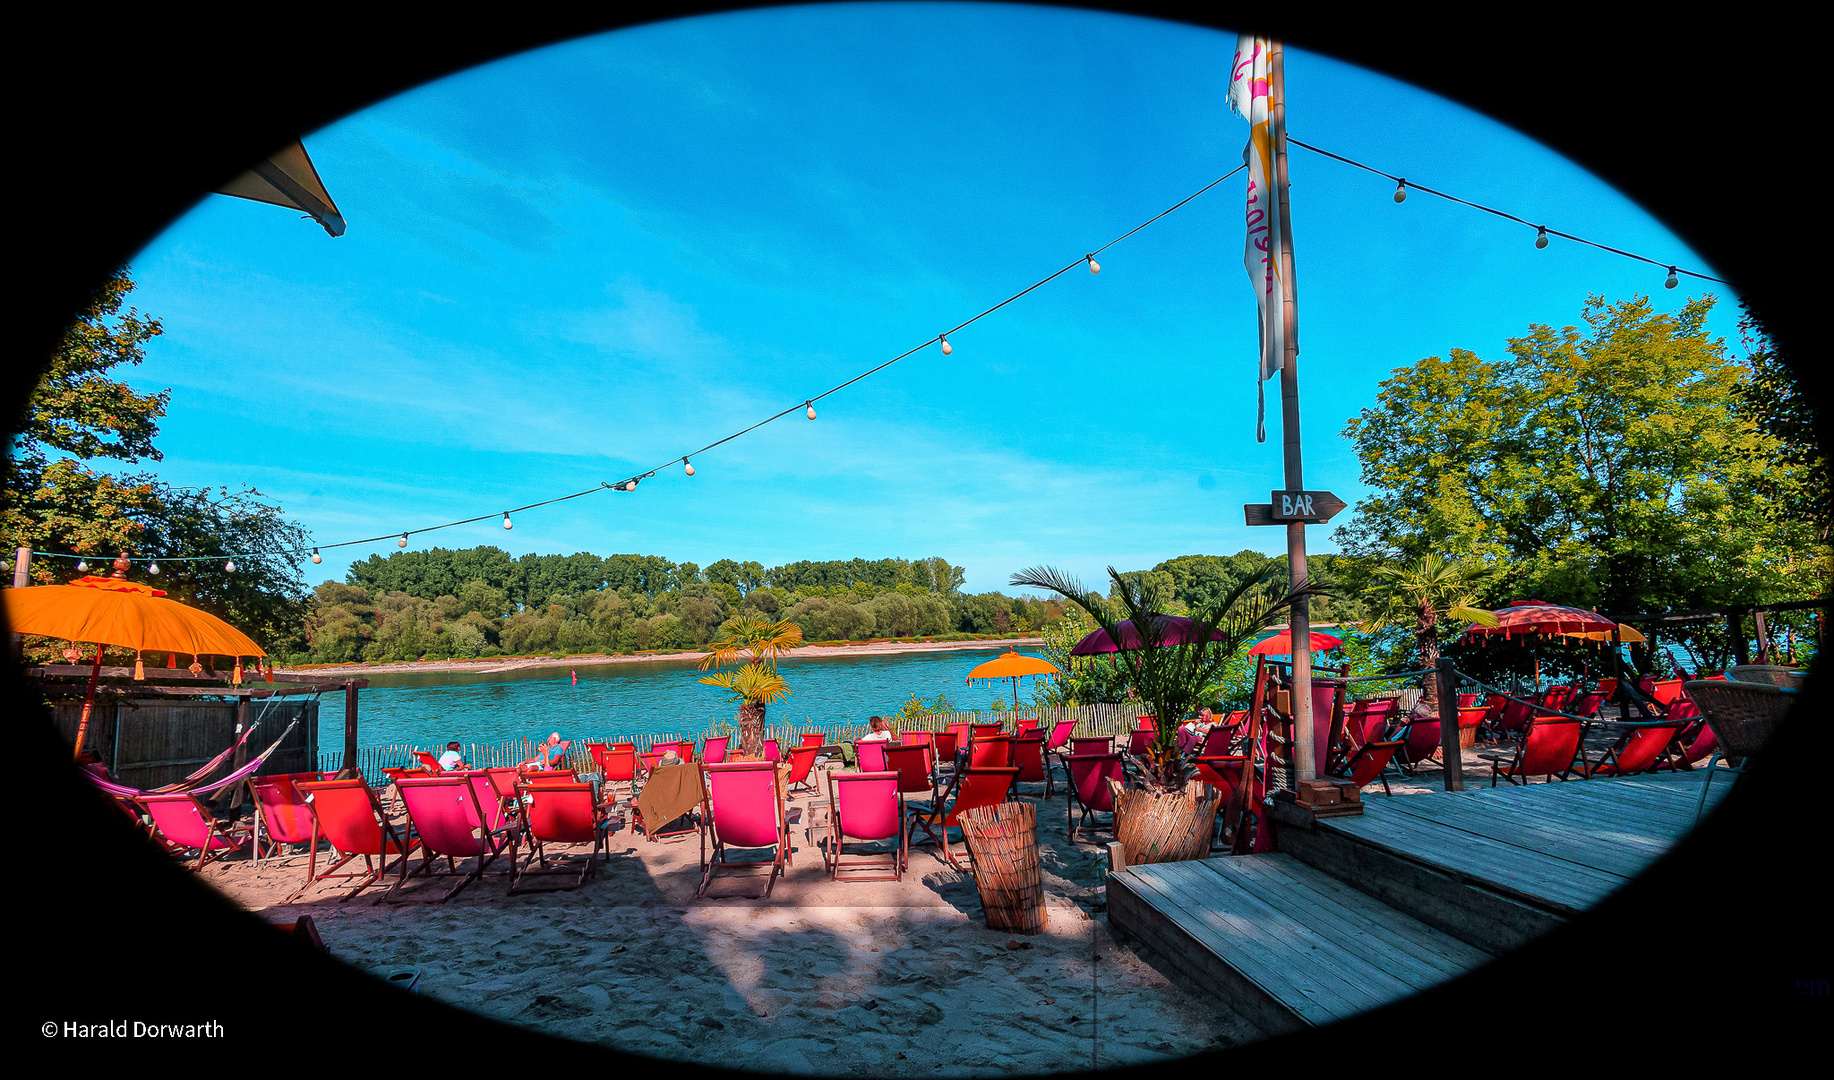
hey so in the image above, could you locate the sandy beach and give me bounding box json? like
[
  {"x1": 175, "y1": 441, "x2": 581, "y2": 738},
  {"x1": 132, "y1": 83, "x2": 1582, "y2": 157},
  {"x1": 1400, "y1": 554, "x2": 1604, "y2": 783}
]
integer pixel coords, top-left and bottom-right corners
[
  {"x1": 203, "y1": 761, "x2": 1259, "y2": 1071},
  {"x1": 278, "y1": 637, "x2": 1047, "y2": 681}
]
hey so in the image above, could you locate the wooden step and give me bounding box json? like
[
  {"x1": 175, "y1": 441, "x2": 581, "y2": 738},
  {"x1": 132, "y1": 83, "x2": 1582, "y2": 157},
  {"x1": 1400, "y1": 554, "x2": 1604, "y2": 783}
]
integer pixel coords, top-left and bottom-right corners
[{"x1": 1106, "y1": 854, "x2": 1490, "y2": 1037}]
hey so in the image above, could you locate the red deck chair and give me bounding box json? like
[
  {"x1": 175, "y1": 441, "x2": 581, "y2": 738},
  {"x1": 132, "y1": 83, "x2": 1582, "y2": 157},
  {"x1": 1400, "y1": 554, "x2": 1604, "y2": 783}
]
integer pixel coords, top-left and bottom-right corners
[
  {"x1": 970, "y1": 723, "x2": 1003, "y2": 741},
  {"x1": 509, "y1": 781, "x2": 613, "y2": 894},
  {"x1": 798, "y1": 733, "x2": 827, "y2": 749},
  {"x1": 1394, "y1": 713, "x2": 1443, "y2": 774},
  {"x1": 701, "y1": 736, "x2": 731, "y2": 764},
  {"x1": 884, "y1": 744, "x2": 939, "y2": 808},
  {"x1": 139, "y1": 792, "x2": 252, "y2": 870},
  {"x1": 1541, "y1": 685, "x2": 1578, "y2": 716},
  {"x1": 1194, "y1": 755, "x2": 1247, "y2": 804},
  {"x1": 593, "y1": 746, "x2": 638, "y2": 797},
  {"x1": 969, "y1": 734, "x2": 1014, "y2": 768},
  {"x1": 1331, "y1": 736, "x2": 1407, "y2": 796},
  {"x1": 250, "y1": 771, "x2": 333, "y2": 866},
  {"x1": 823, "y1": 771, "x2": 907, "y2": 880},
  {"x1": 1569, "y1": 691, "x2": 1608, "y2": 720},
  {"x1": 856, "y1": 740, "x2": 890, "y2": 773},
  {"x1": 1069, "y1": 736, "x2": 1113, "y2": 756},
  {"x1": 784, "y1": 745, "x2": 823, "y2": 797},
  {"x1": 291, "y1": 778, "x2": 419, "y2": 903},
  {"x1": 907, "y1": 766, "x2": 1018, "y2": 871},
  {"x1": 932, "y1": 731, "x2": 961, "y2": 773},
  {"x1": 1479, "y1": 716, "x2": 1588, "y2": 786},
  {"x1": 1013, "y1": 719, "x2": 1041, "y2": 739},
  {"x1": 1010, "y1": 735, "x2": 1052, "y2": 797},
  {"x1": 698, "y1": 761, "x2": 791, "y2": 899},
  {"x1": 1497, "y1": 695, "x2": 1539, "y2": 736},
  {"x1": 1647, "y1": 679, "x2": 1687, "y2": 709},
  {"x1": 900, "y1": 730, "x2": 937, "y2": 775},
  {"x1": 1580, "y1": 717, "x2": 1690, "y2": 778},
  {"x1": 1667, "y1": 701, "x2": 1718, "y2": 767},
  {"x1": 388, "y1": 775, "x2": 511, "y2": 902},
  {"x1": 1064, "y1": 753, "x2": 1124, "y2": 842},
  {"x1": 413, "y1": 750, "x2": 448, "y2": 773}
]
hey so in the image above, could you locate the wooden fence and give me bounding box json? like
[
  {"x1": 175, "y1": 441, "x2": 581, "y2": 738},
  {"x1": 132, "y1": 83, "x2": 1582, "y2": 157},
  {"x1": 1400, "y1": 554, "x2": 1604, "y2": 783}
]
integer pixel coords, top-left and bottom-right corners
[{"x1": 318, "y1": 702, "x2": 1152, "y2": 785}]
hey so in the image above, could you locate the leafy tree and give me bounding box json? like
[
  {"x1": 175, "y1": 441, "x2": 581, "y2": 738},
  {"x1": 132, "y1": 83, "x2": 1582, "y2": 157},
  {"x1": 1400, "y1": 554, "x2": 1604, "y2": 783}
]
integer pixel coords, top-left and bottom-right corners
[
  {"x1": 698, "y1": 613, "x2": 803, "y2": 756},
  {"x1": 1356, "y1": 554, "x2": 1499, "y2": 710},
  {"x1": 1013, "y1": 563, "x2": 1318, "y2": 792},
  {"x1": 1334, "y1": 294, "x2": 1826, "y2": 665},
  {"x1": 4, "y1": 269, "x2": 309, "y2": 658}
]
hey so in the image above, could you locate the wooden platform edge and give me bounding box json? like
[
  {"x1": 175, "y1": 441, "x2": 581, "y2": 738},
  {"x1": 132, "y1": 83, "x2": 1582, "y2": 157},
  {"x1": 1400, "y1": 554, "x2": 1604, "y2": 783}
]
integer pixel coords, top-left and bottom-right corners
[
  {"x1": 1105, "y1": 870, "x2": 1303, "y2": 1038},
  {"x1": 1274, "y1": 820, "x2": 1564, "y2": 954}
]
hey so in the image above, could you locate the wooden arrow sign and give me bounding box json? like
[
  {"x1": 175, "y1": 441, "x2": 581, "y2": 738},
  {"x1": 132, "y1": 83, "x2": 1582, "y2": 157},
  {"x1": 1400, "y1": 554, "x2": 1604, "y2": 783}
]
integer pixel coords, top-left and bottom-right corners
[{"x1": 1245, "y1": 490, "x2": 1346, "y2": 526}]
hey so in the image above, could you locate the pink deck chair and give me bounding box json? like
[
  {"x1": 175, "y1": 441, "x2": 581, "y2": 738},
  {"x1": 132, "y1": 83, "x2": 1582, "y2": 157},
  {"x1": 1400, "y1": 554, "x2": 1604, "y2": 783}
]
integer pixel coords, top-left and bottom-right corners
[
  {"x1": 856, "y1": 740, "x2": 890, "y2": 772},
  {"x1": 1479, "y1": 716, "x2": 1588, "y2": 786},
  {"x1": 1668, "y1": 701, "x2": 1718, "y2": 767},
  {"x1": 1065, "y1": 753, "x2": 1124, "y2": 842},
  {"x1": 1069, "y1": 736, "x2": 1113, "y2": 757},
  {"x1": 701, "y1": 736, "x2": 731, "y2": 764},
  {"x1": 1042, "y1": 719, "x2": 1077, "y2": 754},
  {"x1": 763, "y1": 739, "x2": 781, "y2": 762},
  {"x1": 1569, "y1": 691, "x2": 1608, "y2": 720},
  {"x1": 944, "y1": 723, "x2": 973, "y2": 752},
  {"x1": 461, "y1": 770, "x2": 517, "y2": 834},
  {"x1": 784, "y1": 745, "x2": 823, "y2": 797},
  {"x1": 139, "y1": 792, "x2": 252, "y2": 870},
  {"x1": 1126, "y1": 727, "x2": 1156, "y2": 757},
  {"x1": 698, "y1": 761, "x2": 791, "y2": 899},
  {"x1": 509, "y1": 781, "x2": 613, "y2": 894},
  {"x1": 1395, "y1": 713, "x2": 1444, "y2": 774},
  {"x1": 907, "y1": 766, "x2": 1019, "y2": 871},
  {"x1": 388, "y1": 775, "x2": 511, "y2": 902},
  {"x1": 1581, "y1": 717, "x2": 1689, "y2": 778},
  {"x1": 290, "y1": 778, "x2": 419, "y2": 903},
  {"x1": 823, "y1": 771, "x2": 907, "y2": 881},
  {"x1": 1013, "y1": 719, "x2": 1041, "y2": 739}
]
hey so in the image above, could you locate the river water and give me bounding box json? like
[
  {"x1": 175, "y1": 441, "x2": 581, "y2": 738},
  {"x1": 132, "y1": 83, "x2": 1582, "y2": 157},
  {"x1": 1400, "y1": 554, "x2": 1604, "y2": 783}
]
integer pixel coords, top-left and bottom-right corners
[{"x1": 345, "y1": 646, "x2": 1046, "y2": 751}]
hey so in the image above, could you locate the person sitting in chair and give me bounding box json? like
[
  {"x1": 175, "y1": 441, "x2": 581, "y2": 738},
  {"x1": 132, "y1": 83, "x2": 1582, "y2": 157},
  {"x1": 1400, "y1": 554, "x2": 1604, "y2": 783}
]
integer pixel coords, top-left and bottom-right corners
[
  {"x1": 437, "y1": 741, "x2": 468, "y2": 771},
  {"x1": 520, "y1": 732, "x2": 569, "y2": 770},
  {"x1": 858, "y1": 716, "x2": 895, "y2": 742}
]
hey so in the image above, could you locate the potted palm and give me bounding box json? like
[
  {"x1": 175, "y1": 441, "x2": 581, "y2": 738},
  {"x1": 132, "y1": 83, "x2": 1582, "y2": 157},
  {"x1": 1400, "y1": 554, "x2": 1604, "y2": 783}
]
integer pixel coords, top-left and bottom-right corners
[
  {"x1": 698, "y1": 613, "x2": 803, "y2": 758},
  {"x1": 1357, "y1": 554, "x2": 1499, "y2": 729},
  {"x1": 1010, "y1": 563, "x2": 1319, "y2": 863}
]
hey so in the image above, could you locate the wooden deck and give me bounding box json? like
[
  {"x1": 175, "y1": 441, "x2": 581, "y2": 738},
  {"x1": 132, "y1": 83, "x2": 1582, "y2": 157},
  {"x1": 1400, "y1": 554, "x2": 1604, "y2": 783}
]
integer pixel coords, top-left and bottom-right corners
[{"x1": 1106, "y1": 770, "x2": 1729, "y2": 1033}]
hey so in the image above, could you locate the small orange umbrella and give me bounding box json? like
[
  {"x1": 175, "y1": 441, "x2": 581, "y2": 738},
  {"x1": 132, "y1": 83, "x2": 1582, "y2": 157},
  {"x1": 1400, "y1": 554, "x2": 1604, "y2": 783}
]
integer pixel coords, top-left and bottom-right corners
[
  {"x1": 1248, "y1": 629, "x2": 1343, "y2": 656},
  {"x1": 966, "y1": 650, "x2": 1061, "y2": 709},
  {"x1": 2, "y1": 558, "x2": 266, "y2": 760}
]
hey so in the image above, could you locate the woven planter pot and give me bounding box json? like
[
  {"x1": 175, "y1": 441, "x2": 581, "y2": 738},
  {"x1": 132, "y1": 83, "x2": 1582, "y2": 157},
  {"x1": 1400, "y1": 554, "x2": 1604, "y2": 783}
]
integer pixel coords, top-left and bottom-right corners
[
  {"x1": 959, "y1": 801, "x2": 1047, "y2": 934},
  {"x1": 1684, "y1": 680, "x2": 1796, "y2": 758},
  {"x1": 1110, "y1": 782, "x2": 1223, "y2": 867}
]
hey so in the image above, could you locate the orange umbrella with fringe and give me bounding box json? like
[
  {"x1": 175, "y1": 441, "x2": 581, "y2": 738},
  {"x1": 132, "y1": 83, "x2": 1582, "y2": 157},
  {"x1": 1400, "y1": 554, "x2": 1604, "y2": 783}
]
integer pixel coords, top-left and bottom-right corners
[
  {"x1": 2, "y1": 557, "x2": 266, "y2": 760},
  {"x1": 966, "y1": 650, "x2": 1061, "y2": 709}
]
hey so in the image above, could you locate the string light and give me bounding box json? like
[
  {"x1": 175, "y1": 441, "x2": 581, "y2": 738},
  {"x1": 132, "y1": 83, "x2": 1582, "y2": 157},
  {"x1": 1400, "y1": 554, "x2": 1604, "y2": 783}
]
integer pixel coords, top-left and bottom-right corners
[
  {"x1": 32, "y1": 162, "x2": 1246, "y2": 572},
  {"x1": 1289, "y1": 137, "x2": 1729, "y2": 286},
  {"x1": 75, "y1": 559, "x2": 87, "y2": 573},
  {"x1": 1535, "y1": 227, "x2": 1549, "y2": 249},
  {"x1": 502, "y1": 513, "x2": 513, "y2": 530},
  {"x1": 224, "y1": 560, "x2": 235, "y2": 573},
  {"x1": 684, "y1": 459, "x2": 695, "y2": 476},
  {"x1": 148, "y1": 562, "x2": 159, "y2": 575}
]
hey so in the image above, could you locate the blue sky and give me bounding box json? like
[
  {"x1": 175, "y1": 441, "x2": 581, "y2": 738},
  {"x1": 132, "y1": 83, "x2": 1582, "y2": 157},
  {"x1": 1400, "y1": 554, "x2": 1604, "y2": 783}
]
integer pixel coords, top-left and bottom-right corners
[{"x1": 120, "y1": 3, "x2": 1736, "y2": 596}]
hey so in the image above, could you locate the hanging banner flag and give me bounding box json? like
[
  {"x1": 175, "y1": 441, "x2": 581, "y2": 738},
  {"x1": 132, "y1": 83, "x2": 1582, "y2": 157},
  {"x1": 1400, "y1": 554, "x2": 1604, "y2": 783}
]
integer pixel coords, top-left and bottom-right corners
[{"x1": 1229, "y1": 33, "x2": 1289, "y2": 443}]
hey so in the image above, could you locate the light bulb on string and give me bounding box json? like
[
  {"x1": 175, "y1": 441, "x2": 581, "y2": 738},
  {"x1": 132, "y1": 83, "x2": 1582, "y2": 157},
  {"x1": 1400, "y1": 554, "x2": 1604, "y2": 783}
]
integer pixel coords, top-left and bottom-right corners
[
  {"x1": 1664, "y1": 267, "x2": 1679, "y2": 289},
  {"x1": 806, "y1": 402, "x2": 817, "y2": 420},
  {"x1": 1535, "y1": 227, "x2": 1549, "y2": 249},
  {"x1": 75, "y1": 559, "x2": 88, "y2": 573},
  {"x1": 622, "y1": 479, "x2": 639, "y2": 492},
  {"x1": 310, "y1": 549, "x2": 322, "y2": 565},
  {"x1": 1393, "y1": 180, "x2": 1408, "y2": 203},
  {"x1": 148, "y1": 562, "x2": 159, "y2": 575},
  {"x1": 1086, "y1": 255, "x2": 1101, "y2": 274},
  {"x1": 939, "y1": 335, "x2": 952, "y2": 355},
  {"x1": 224, "y1": 560, "x2": 235, "y2": 573},
  {"x1": 684, "y1": 459, "x2": 695, "y2": 476},
  {"x1": 502, "y1": 513, "x2": 513, "y2": 530},
  {"x1": 398, "y1": 534, "x2": 409, "y2": 548}
]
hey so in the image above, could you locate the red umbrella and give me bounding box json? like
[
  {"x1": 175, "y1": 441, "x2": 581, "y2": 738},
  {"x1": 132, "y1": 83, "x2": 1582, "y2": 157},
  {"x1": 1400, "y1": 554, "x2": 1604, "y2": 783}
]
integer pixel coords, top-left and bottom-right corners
[
  {"x1": 1462, "y1": 599, "x2": 1618, "y2": 641},
  {"x1": 1248, "y1": 629, "x2": 1343, "y2": 656},
  {"x1": 1069, "y1": 615, "x2": 1222, "y2": 655}
]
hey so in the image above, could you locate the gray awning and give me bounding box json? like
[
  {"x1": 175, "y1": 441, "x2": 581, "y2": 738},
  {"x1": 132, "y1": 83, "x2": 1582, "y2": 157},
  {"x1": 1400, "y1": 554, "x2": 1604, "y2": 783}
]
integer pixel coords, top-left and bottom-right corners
[{"x1": 214, "y1": 139, "x2": 345, "y2": 236}]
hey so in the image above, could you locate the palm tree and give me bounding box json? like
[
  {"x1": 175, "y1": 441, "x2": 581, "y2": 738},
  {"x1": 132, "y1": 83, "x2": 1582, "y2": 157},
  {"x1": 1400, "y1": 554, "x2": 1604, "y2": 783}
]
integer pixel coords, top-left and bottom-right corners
[
  {"x1": 698, "y1": 613, "x2": 803, "y2": 757},
  {"x1": 1358, "y1": 554, "x2": 1499, "y2": 711},
  {"x1": 1010, "y1": 563, "x2": 1319, "y2": 792}
]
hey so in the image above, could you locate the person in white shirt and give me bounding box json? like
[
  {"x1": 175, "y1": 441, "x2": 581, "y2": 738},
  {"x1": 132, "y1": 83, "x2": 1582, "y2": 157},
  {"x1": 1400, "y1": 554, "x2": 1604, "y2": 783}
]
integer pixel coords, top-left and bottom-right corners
[
  {"x1": 858, "y1": 716, "x2": 895, "y2": 743},
  {"x1": 437, "y1": 741, "x2": 467, "y2": 771}
]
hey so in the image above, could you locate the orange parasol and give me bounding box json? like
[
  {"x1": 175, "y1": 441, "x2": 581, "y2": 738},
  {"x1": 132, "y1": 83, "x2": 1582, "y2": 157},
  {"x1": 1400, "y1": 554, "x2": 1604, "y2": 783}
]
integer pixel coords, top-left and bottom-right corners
[
  {"x1": 2, "y1": 556, "x2": 267, "y2": 760},
  {"x1": 966, "y1": 650, "x2": 1061, "y2": 709}
]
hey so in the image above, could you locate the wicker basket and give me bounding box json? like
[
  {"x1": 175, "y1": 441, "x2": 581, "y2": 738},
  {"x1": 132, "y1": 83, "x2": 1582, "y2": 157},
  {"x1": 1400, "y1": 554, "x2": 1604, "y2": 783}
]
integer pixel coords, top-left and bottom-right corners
[
  {"x1": 1727, "y1": 665, "x2": 1809, "y2": 690},
  {"x1": 1111, "y1": 783, "x2": 1224, "y2": 868},
  {"x1": 958, "y1": 801, "x2": 1048, "y2": 935},
  {"x1": 1684, "y1": 680, "x2": 1798, "y2": 758}
]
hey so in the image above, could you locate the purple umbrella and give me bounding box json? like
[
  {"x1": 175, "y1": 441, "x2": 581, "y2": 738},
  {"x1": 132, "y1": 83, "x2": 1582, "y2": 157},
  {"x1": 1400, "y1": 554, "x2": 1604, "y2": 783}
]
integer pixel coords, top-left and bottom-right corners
[{"x1": 1069, "y1": 615, "x2": 1224, "y2": 655}]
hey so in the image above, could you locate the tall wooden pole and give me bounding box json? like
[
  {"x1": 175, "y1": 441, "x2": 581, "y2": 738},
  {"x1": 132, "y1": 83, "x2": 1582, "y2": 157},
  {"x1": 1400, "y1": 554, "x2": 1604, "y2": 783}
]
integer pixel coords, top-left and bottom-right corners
[
  {"x1": 1268, "y1": 41, "x2": 1314, "y2": 783},
  {"x1": 339, "y1": 679, "x2": 360, "y2": 779}
]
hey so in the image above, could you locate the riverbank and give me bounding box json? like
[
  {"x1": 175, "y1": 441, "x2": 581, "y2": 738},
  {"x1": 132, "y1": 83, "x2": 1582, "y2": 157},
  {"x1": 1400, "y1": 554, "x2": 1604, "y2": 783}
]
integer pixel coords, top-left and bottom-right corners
[{"x1": 279, "y1": 636, "x2": 1047, "y2": 680}]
